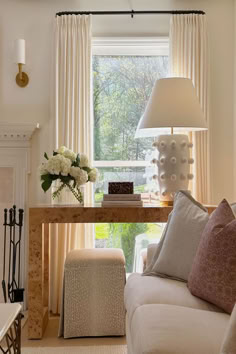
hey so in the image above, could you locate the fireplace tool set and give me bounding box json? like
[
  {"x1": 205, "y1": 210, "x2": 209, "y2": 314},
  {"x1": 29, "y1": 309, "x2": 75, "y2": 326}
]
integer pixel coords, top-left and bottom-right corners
[{"x1": 2, "y1": 205, "x2": 24, "y2": 303}]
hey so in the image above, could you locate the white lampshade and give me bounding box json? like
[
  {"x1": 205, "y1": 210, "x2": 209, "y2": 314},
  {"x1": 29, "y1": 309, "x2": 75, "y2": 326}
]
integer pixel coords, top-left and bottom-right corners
[
  {"x1": 15, "y1": 39, "x2": 25, "y2": 64},
  {"x1": 135, "y1": 78, "x2": 207, "y2": 138}
]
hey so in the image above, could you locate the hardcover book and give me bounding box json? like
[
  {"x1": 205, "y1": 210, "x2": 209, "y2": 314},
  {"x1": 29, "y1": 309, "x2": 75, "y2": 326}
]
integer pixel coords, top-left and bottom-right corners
[
  {"x1": 101, "y1": 200, "x2": 143, "y2": 207},
  {"x1": 103, "y1": 194, "x2": 141, "y2": 201}
]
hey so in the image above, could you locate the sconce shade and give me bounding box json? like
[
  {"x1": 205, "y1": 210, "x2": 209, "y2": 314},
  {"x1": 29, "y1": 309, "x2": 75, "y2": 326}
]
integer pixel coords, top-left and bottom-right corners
[
  {"x1": 135, "y1": 78, "x2": 207, "y2": 137},
  {"x1": 15, "y1": 39, "x2": 25, "y2": 64}
]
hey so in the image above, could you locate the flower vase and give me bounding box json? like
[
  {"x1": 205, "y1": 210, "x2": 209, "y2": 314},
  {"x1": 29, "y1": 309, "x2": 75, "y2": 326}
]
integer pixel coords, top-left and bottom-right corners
[{"x1": 51, "y1": 181, "x2": 84, "y2": 206}]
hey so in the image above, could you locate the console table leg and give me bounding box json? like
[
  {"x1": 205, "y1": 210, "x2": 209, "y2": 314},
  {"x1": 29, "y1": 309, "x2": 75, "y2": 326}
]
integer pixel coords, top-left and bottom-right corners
[
  {"x1": 43, "y1": 224, "x2": 49, "y2": 309},
  {"x1": 28, "y1": 221, "x2": 45, "y2": 339}
]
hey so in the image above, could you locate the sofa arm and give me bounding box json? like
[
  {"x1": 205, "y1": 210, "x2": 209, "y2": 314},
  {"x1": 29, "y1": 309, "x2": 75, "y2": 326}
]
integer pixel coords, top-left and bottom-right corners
[
  {"x1": 141, "y1": 243, "x2": 159, "y2": 272},
  {"x1": 146, "y1": 243, "x2": 159, "y2": 269}
]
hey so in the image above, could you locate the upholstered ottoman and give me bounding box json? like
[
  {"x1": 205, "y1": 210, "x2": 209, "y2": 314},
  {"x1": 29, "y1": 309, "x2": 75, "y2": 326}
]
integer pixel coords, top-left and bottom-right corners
[{"x1": 59, "y1": 248, "x2": 126, "y2": 338}]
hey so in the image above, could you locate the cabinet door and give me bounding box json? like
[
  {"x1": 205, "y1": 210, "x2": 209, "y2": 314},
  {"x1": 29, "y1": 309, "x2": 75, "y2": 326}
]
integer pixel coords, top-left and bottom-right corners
[{"x1": 0, "y1": 150, "x2": 28, "y2": 308}]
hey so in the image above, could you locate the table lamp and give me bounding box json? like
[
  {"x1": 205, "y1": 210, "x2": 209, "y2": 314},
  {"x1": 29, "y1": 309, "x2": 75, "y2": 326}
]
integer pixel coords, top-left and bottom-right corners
[{"x1": 135, "y1": 77, "x2": 207, "y2": 205}]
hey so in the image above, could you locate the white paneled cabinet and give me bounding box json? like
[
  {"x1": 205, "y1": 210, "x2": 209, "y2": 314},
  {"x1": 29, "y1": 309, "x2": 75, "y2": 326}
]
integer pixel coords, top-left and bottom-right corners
[{"x1": 0, "y1": 122, "x2": 38, "y2": 308}]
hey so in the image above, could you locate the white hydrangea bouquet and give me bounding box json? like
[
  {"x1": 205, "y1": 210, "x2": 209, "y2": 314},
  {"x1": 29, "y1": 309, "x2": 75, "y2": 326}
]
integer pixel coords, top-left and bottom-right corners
[{"x1": 39, "y1": 146, "x2": 98, "y2": 203}]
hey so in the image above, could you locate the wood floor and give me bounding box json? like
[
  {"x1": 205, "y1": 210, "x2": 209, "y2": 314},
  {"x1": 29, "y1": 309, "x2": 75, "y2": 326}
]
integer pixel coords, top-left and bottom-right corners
[{"x1": 22, "y1": 317, "x2": 126, "y2": 348}]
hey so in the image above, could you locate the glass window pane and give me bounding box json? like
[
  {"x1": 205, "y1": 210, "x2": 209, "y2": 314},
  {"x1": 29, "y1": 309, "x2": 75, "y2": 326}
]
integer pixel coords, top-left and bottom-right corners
[
  {"x1": 95, "y1": 223, "x2": 164, "y2": 273},
  {"x1": 94, "y1": 166, "x2": 157, "y2": 203},
  {"x1": 93, "y1": 53, "x2": 168, "y2": 274},
  {"x1": 93, "y1": 55, "x2": 169, "y2": 161}
]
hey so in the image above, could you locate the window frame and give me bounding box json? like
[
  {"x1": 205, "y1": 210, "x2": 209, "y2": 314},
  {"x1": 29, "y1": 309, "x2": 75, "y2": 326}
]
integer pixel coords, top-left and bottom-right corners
[
  {"x1": 92, "y1": 37, "x2": 169, "y2": 170},
  {"x1": 92, "y1": 37, "x2": 169, "y2": 56}
]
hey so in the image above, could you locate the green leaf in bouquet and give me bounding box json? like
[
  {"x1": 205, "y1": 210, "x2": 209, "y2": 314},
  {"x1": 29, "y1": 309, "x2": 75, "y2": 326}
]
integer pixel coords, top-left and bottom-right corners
[
  {"x1": 51, "y1": 174, "x2": 59, "y2": 180},
  {"x1": 75, "y1": 154, "x2": 80, "y2": 166},
  {"x1": 44, "y1": 152, "x2": 49, "y2": 160},
  {"x1": 41, "y1": 175, "x2": 52, "y2": 192},
  {"x1": 60, "y1": 175, "x2": 72, "y2": 184},
  {"x1": 41, "y1": 173, "x2": 50, "y2": 181},
  {"x1": 82, "y1": 167, "x2": 91, "y2": 173},
  {"x1": 53, "y1": 151, "x2": 58, "y2": 156}
]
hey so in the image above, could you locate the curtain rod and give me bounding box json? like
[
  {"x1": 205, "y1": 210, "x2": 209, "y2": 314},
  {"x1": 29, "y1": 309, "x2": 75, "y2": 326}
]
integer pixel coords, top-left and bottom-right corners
[{"x1": 56, "y1": 10, "x2": 206, "y2": 17}]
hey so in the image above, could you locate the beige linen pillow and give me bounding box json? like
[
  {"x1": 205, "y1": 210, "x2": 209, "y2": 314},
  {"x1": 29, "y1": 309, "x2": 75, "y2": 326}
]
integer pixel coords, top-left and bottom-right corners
[
  {"x1": 220, "y1": 303, "x2": 236, "y2": 354},
  {"x1": 147, "y1": 190, "x2": 209, "y2": 281}
]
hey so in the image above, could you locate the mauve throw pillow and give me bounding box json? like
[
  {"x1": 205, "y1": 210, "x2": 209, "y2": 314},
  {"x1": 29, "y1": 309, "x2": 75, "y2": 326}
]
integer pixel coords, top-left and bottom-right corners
[{"x1": 188, "y1": 199, "x2": 236, "y2": 314}]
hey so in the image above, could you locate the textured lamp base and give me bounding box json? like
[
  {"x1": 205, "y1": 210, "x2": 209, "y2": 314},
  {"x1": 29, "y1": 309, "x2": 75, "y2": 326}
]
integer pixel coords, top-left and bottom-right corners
[{"x1": 152, "y1": 134, "x2": 193, "y2": 203}]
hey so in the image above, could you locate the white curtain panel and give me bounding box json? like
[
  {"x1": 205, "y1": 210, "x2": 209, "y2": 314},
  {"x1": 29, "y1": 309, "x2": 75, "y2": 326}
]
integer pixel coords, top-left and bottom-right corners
[
  {"x1": 50, "y1": 14, "x2": 94, "y2": 314},
  {"x1": 169, "y1": 14, "x2": 211, "y2": 204}
]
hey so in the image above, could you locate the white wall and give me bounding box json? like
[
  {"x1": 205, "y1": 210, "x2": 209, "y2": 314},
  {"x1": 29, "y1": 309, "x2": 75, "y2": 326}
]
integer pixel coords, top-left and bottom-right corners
[
  {"x1": 234, "y1": 0, "x2": 236, "y2": 201},
  {"x1": 0, "y1": 0, "x2": 234, "y2": 204}
]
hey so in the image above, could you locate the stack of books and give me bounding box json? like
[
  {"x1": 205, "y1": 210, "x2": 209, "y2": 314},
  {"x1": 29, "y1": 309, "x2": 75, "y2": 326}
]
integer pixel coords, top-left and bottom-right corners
[{"x1": 101, "y1": 193, "x2": 143, "y2": 207}]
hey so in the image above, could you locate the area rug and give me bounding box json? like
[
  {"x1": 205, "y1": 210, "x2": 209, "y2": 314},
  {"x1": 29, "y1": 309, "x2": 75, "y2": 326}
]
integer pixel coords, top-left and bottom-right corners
[{"x1": 22, "y1": 345, "x2": 127, "y2": 354}]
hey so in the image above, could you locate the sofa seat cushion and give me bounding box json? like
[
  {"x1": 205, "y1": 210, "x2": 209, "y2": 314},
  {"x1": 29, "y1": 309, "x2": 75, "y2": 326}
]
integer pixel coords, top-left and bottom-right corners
[
  {"x1": 220, "y1": 303, "x2": 236, "y2": 353},
  {"x1": 125, "y1": 273, "x2": 222, "y2": 322},
  {"x1": 130, "y1": 304, "x2": 229, "y2": 354}
]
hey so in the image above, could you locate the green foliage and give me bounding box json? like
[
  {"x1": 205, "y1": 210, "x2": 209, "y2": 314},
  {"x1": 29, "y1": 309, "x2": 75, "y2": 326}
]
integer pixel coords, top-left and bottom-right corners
[
  {"x1": 83, "y1": 167, "x2": 92, "y2": 174},
  {"x1": 93, "y1": 55, "x2": 168, "y2": 162},
  {"x1": 95, "y1": 223, "x2": 163, "y2": 271},
  {"x1": 41, "y1": 173, "x2": 59, "y2": 192},
  {"x1": 108, "y1": 223, "x2": 148, "y2": 272},
  {"x1": 60, "y1": 175, "x2": 75, "y2": 184},
  {"x1": 95, "y1": 223, "x2": 110, "y2": 239},
  {"x1": 73, "y1": 154, "x2": 80, "y2": 167},
  {"x1": 41, "y1": 174, "x2": 52, "y2": 192},
  {"x1": 95, "y1": 223, "x2": 162, "y2": 240}
]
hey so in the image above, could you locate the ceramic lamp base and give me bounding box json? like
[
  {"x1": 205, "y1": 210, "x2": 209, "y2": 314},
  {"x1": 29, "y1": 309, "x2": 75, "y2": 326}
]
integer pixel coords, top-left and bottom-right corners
[{"x1": 152, "y1": 134, "x2": 194, "y2": 203}]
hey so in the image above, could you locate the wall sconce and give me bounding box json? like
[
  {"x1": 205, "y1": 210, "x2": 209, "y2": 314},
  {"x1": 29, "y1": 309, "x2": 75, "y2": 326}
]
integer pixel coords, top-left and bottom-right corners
[{"x1": 15, "y1": 39, "x2": 29, "y2": 87}]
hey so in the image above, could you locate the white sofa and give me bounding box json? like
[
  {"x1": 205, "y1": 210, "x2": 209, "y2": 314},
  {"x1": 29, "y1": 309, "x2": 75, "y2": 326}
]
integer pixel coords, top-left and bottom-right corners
[{"x1": 124, "y1": 244, "x2": 232, "y2": 354}]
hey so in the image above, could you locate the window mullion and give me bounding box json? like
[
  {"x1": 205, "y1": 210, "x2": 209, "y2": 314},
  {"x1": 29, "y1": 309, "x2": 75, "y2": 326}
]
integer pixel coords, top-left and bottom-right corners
[{"x1": 93, "y1": 160, "x2": 150, "y2": 168}]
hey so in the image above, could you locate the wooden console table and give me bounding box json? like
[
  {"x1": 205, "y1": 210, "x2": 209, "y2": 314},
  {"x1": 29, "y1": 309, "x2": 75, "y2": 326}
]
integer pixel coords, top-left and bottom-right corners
[{"x1": 28, "y1": 204, "x2": 215, "y2": 339}]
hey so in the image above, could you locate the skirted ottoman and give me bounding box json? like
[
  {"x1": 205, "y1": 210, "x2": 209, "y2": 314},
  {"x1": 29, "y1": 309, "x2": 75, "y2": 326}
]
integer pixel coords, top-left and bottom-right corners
[{"x1": 59, "y1": 248, "x2": 126, "y2": 338}]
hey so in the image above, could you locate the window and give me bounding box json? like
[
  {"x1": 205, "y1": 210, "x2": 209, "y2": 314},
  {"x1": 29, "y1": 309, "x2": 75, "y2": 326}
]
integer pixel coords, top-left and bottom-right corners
[{"x1": 92, "y1": 38, "x2": 169, "y2": 272}]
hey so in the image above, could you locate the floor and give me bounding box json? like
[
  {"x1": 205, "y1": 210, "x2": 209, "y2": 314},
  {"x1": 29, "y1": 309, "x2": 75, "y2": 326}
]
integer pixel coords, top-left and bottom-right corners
[{"x1": 22, "y1": 317, "x2": 127, "y2": 348}]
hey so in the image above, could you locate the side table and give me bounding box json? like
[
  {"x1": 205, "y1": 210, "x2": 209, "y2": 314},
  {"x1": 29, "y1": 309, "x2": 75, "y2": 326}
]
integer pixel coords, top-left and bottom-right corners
[{"x1": 0, "y1": 304, "x2": 22, "y2": 354}]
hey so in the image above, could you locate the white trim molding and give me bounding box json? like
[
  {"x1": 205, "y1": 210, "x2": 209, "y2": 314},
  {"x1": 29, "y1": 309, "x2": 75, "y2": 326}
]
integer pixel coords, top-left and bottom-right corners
[
  {"x1": 92, "y1": 37, "x2": 169, "y2": 56},
  {"x1": 0, "y1": 122, "x2": 39, "y2": 147}
]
